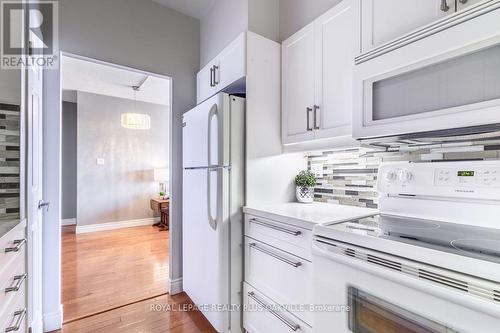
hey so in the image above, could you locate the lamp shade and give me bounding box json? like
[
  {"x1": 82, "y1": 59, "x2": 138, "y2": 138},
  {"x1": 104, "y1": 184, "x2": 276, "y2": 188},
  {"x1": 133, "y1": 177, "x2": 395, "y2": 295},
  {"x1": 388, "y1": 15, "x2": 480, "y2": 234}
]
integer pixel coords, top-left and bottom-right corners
[{"x1": 154, "y1": 168, "x2": 169, "y2": 182}]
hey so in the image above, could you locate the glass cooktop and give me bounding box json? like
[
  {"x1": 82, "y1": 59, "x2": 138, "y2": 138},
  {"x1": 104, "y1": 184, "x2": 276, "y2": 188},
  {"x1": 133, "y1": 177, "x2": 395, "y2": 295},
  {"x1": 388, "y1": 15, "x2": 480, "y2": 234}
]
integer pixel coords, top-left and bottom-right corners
[{"x1": 328, "y1": 214, "x2": 500, "y2": 265}]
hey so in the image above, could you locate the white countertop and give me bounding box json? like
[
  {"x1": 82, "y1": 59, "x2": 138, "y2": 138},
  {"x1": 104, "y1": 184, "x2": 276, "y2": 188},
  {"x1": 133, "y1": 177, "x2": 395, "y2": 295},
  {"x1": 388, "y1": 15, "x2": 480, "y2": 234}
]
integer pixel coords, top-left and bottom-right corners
[{"x1": 243, "y1": 202, "x2": 378, "y2": 230}]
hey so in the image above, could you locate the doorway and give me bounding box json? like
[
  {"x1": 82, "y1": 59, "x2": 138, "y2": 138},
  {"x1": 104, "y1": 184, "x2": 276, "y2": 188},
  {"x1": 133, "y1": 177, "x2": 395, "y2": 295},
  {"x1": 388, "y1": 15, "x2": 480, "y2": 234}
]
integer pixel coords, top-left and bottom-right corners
[{"x1": 59, "y1": 53, "x2": 172, "y2": 324}]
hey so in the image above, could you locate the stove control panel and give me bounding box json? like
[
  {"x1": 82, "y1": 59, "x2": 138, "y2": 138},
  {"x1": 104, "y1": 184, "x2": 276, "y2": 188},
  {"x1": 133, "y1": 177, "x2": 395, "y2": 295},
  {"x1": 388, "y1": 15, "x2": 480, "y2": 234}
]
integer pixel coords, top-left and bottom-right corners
[
  {"x1": 434, "y1": 167, "x2": 500, "y2": 187},
  {"x1": 377, "y1": 161, "x2": 500, "y2": 200}
]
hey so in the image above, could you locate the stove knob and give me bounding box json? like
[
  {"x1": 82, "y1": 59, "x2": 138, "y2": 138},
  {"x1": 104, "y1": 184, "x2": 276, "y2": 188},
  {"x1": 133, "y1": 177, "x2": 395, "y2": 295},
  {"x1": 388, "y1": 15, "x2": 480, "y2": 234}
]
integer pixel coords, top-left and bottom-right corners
[
  {"x1": 385, "y1": 170, "x2": 398, "y2": 183},
  {"x1": 398, "y1": 169, "x2": 413, "y2": 183}
]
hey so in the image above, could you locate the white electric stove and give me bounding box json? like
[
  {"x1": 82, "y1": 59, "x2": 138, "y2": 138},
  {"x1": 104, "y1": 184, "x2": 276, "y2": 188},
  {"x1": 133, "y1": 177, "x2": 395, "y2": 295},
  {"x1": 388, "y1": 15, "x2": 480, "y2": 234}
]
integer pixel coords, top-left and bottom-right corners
[{"x1": 312, "y1": 161, "x2": 500, "y2": 333}]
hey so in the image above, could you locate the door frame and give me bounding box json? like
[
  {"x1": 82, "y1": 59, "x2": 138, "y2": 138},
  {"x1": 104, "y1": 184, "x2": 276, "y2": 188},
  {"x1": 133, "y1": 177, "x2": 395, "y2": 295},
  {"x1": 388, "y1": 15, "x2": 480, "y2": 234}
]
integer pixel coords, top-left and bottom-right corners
[{"x1": 55, "y1": 50, "x2": 174, "y2": 315}]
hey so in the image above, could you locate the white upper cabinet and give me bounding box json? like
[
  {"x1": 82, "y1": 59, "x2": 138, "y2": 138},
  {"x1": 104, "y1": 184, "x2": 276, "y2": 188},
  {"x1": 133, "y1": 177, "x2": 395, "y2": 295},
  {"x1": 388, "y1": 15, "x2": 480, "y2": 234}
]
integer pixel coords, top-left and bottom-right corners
[
  {"x1": 457, "y1": 0, "x2": 486, "y2": 10},
  {"x1": 314, "y1": 0, "x2": 360, "y2": 140},
  {"x1": 196, "y1": 32, "x2": 246, "y2": 104},
  {"x1": 197, "y1": 61, "x2": 217, "y2": 104},
  {"x1": 282, "y1": 23, "x2": 316, "y2": 144},
  {"x1": 282, "y1": 0, "x2": 360, "y2": 145},
  {"x1": 361, "y1": 0, "x2": 449, "y2": 53}
]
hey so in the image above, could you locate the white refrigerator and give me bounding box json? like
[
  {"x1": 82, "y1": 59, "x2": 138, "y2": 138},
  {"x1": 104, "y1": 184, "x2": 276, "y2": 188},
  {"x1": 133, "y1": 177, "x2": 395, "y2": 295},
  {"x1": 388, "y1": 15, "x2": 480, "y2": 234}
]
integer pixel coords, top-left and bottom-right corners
[{"x1": 182, "y1": 93, "x2": 245, "y2": 333}]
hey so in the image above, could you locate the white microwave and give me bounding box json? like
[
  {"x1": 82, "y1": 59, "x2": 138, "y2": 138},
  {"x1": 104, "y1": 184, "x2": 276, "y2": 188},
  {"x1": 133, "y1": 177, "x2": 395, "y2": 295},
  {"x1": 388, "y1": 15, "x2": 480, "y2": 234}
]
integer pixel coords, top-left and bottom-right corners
[{"x1": 353, "y1": 1, "x2": 500, "y2": 139}]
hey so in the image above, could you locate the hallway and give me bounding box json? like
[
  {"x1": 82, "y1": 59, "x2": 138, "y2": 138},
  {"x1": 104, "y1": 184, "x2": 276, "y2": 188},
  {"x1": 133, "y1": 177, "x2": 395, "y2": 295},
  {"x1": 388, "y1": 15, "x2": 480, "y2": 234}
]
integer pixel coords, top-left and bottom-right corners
[{"x1": 62, "y1": 225, "x2": 169, "y2": 322}]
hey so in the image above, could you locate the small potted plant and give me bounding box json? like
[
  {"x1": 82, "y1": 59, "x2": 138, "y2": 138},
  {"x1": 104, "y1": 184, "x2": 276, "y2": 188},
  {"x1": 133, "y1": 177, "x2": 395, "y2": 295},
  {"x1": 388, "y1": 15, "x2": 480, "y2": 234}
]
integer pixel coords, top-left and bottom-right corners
[
  {"x1": 159, "y1": 191, "x2": 165, "y2": 200},
  {"x1": 294, "y1": 170, "x2": 316, "y2": 203}
]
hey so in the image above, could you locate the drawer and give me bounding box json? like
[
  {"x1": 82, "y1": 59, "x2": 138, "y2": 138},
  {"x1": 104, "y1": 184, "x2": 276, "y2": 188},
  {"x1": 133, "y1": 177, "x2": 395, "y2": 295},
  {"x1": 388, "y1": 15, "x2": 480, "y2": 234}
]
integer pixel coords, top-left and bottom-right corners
[
  {"x1": 0, "y1": 285, "x2": 26, "y2": 333},
  {"x1": 0, "y1": 221, "x2": 26, "y2": 278},
  {"x1": 243, "y1": 283, "x2": 312, "y2": 333},
  {"x1": 244, "y1": 238, "x2": 313, "y2": 325},
  {"x1": 0, "y1": 255, "x2": 26, "y2": 319},
  {"x1": 245, "y1": 214, "x2": 312, "y2": 260}
]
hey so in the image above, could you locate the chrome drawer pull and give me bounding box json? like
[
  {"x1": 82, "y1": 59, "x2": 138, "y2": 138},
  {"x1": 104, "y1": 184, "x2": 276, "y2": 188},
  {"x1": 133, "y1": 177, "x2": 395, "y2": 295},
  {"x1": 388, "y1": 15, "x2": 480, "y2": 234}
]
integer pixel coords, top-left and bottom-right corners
[
  {"x1": 249, "y1": 243, "x2": 302, "y2": 268},
  {"x1": 249, "y1": 218, "x2": 302, "y2": 236},
  {"x1": 5, "y1": 309, "x2": 26, "y2": 332},
  {"x1": 247, "y1": 292, "x2": 300, "y2": 331},
  {"x1": 5, "y1": 239, "x2": 26, "y2": 253},
  {"x1": 5, "y1": 274, "x2": 27, "y2": 293}
]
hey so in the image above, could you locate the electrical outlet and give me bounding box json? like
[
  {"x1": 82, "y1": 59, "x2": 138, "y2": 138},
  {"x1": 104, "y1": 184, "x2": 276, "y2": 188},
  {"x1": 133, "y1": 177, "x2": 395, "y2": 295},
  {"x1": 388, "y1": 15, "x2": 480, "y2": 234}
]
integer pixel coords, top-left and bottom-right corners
[
  {"x1": 311, "y1": 164, "x2": 323, "y2": 178},
  {"x1": 96, "y1": 158, "x2": 105, "y2": 165}
]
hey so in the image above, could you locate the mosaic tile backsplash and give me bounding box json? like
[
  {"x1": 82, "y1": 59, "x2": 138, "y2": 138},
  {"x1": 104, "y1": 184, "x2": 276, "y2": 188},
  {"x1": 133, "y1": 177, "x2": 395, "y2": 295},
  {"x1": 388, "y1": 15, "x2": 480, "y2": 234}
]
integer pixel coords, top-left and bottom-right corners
[
  {"x1": 0, "y1": 103, "x2": 20, "y2": 220},
  {"x1": 308, "y1": 140, "x2": 500, "y2": 208}
]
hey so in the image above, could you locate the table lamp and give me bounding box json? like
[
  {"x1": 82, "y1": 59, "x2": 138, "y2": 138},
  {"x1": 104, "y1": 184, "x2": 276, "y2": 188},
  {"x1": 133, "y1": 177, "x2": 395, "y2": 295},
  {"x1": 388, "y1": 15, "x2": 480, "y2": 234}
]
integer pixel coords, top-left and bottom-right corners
[{"x1": 154, "y1": 168, "x2": 169, "y2": 199}]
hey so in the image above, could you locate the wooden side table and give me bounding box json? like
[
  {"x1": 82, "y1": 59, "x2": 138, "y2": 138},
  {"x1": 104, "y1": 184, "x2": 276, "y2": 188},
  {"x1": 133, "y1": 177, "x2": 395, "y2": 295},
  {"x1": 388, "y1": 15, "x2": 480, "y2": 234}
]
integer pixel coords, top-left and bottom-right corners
[{"x1": 150, "y1": 198, "x2": 169, "y2": 231}]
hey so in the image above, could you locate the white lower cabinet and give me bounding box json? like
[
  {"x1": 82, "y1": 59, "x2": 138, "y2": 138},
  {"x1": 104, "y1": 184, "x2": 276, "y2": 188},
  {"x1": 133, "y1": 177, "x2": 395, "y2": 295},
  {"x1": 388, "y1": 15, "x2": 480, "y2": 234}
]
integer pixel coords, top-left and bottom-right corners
[
  {"x1": 243, "y1": 283, "x2": 312, "y2": 333},
  {"x1": 243, "y1": 213, "x2": 313, "y2": 332},
  {"x1": 0, "y1": 222, "x2": 27, "y2": 333}
]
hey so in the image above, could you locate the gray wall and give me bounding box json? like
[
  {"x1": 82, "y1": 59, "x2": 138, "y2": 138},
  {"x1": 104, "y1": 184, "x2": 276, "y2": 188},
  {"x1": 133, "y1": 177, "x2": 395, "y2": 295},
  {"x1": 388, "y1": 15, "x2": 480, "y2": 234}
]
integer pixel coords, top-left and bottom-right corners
[
  {"x1": 76, "y1": 92, "x2": 169, "y2": 226},
  {"x1": 61, "y1": 102, "x2": 77, "y2": 220},
  {"x1": 43, "y1": 0, "x2": 199, "y2": 327},
  {"x1": 200, "y1": 0, "x2": 248, "y2": 67},
  {"x1": 249, "y1": 0, "x2": 280, "y2": 42},
  {"x1": 279, "y1": 0, "x2": 342, "y2": 40}
]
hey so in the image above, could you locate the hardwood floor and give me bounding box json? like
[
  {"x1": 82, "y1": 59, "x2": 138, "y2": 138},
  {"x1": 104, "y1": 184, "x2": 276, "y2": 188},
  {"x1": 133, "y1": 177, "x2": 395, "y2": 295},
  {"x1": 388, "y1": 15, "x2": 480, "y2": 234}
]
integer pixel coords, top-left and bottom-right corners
[
  {"x1": 54, "y1": 293, "x2": 217, "y2": 333},
  {"x1": 62, "y1": 225, "x2": 169, "y2": 322}
]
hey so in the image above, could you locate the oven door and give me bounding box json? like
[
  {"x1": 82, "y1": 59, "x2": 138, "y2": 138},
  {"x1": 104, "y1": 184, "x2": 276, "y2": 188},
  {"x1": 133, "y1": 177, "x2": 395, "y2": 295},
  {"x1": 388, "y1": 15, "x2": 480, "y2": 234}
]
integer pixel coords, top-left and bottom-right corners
[
  {"x1": 353, "y1": 3, "x2": 500, "y2": 139},
  {"x1": 312, "y1": 238, "x2": 500, "y2": 333}
]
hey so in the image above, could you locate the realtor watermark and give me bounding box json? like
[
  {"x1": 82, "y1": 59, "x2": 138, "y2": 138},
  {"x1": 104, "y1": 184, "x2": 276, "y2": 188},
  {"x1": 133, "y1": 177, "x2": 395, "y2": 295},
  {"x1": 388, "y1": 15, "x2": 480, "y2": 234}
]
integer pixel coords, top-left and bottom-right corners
[
  {"x1": 1, "y1": 0, "x2": 59, "y2": 69},
  {"x1": 150, "y1": 303, "x2": 350, "y2": 313}
]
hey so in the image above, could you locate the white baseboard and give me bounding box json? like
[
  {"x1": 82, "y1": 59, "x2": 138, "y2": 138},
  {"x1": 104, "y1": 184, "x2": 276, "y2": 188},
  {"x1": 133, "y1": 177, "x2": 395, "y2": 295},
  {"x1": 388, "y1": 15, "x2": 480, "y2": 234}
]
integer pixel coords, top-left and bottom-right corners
[
  {"x1": 169, "y1": 277, "x2": 183, "y2": 295},
  {"x1": 75, "y1": 217, "x2": 160, "y2": 234},
  {"x1": 42, "y1": 305, "x2": 63, "y2": 332},
  {"x1": 61, "y1": 218, "x2": 76, "y2": 226}
]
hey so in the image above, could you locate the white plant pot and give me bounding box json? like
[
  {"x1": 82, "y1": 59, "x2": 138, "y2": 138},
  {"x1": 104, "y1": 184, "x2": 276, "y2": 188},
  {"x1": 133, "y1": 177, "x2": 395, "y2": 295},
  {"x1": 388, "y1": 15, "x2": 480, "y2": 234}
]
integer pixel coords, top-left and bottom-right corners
[{"x1": 296, "y1": 186, "x2": 314, "y2": 203}]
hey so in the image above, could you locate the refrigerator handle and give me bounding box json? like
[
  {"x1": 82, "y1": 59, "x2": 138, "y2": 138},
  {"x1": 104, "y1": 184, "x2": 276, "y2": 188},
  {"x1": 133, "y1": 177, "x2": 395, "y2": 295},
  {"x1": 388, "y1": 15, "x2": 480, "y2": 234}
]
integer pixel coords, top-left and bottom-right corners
[{"x1": 207, "y1": 104, "x2": 218, "y2": 230}]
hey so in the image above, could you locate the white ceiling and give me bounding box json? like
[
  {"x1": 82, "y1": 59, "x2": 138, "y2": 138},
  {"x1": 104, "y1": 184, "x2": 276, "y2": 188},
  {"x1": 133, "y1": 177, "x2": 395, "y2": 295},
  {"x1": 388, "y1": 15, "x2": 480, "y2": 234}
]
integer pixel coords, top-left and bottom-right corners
[
  {"x1": 152, "y1": 0, "x2": 215, "y2": 19},
  {"x1": 61, "y1": 56, "x2": 170, "y2": 106}
]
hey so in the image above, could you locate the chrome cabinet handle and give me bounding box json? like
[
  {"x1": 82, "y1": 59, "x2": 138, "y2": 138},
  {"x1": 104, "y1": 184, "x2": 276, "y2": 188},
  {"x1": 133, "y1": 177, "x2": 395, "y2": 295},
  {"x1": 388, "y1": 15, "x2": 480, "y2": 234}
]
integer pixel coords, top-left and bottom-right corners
[
  {"x1": 5, "y1": 239, "x2": 26, "y2": 253},
  {"x1": 313, "y1": 105, "x2": 320, "y2": 129},
  {"x1": 5, "y1": 274, "x2": 27, "y2": 293},
  {"x1": 249, "y1": 218, "x2": 301, "y2": 236},
  {"x1": 306, "y1": 107, "x2": 313, "y2": 131},
  {"x1": 213, "y1": 65, "x2": 219, "y2": 85},
  {"x1": 247, "y1": 292, "x2": 300, "y2": 331},
  {"x1": 249, "y1": 242, "x2": 302, "y2": 268},
  {"x1": 209, "y1": 66, "x2": 215, "y2": 87},
  {"x1": 440, "y1": 0, "x2": 450, "y2": 11},
  {"x1": 5, "y1": 309, "x2": 26, "y2": 332}
]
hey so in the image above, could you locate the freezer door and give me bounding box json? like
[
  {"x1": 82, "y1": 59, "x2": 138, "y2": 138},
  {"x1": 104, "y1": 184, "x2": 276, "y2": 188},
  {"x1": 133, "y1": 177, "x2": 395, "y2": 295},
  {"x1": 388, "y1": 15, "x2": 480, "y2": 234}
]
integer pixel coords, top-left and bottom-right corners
[
  {"x1": 183, "y1": 93, "x2": 224, "y2": 168},
  {"x1": 182, "y1": 168, "x2": 229, "y2": 332}
]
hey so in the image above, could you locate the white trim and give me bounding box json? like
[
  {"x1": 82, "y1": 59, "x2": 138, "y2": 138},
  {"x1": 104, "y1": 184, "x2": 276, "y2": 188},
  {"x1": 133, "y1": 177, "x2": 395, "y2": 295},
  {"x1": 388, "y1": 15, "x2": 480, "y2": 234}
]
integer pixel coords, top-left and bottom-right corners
[
  {"x1": 42, "y1": 305, "x2": 63, "y2": 333},
  {"x1": 75, "y1": 217, "x2": 160, "y2": 234},
  {"x1": 169, "y1": 277, "x2": 183, "y2": 295},
  {"x1": 61, "y1": 218, "x2": 76, "y2": 226}
]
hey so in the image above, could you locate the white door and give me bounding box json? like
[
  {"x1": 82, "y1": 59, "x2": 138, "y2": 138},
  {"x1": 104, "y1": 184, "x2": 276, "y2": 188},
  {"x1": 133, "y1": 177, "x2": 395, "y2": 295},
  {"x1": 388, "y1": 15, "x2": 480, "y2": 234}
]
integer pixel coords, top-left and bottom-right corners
[
  {"x1": 216, "y1": 33, "x2": 246, "y2": 90},
  {"x1": 314, "y1": 0, "x2": 360, "y2": 140},
  {"x1": 282, "y1": 23, "x2": 315, "y2": 145},
  {"x1": 26, "y1": 57, "x2": 44, "y2": 331},
  {"x1": 361, "y1": 0, "x2": 449, "y2": 53},
  {"x1": 196, "y1": 61, "x2": 217, "y2": 104}
]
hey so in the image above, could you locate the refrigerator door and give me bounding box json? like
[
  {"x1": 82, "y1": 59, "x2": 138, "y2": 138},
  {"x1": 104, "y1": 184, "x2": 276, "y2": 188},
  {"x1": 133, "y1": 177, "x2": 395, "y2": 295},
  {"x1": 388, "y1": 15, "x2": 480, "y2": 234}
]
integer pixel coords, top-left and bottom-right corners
[
  {"x1": 182, "y1": 167, "x2": 228, "y2": 332},
  {"x1": 183, "y1": 93, "x2": 224, "y2": 168}
]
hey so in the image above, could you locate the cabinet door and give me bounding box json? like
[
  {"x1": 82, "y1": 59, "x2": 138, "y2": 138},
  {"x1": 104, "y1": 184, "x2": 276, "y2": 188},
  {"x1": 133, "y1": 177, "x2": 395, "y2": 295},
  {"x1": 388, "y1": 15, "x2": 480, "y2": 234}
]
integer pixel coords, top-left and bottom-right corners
[
  {"x1": 457, "y1": 0, "x2": 486, "y2": 11},
  {"x1": 216, "y1": 32, "x2": 246, "y2": 90},
  {"x1": 361, "y1": 0, "x2": 449, "y2": 53},
  {"x1": 314, "y1": 0, "x2": 360, "y2": 140},
  {"x1": 282, "y1": 23, "x2": 315, "y2": 145},
  {"x1": 197, "y1": 61, "x2": 216, "y2": 104}
]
